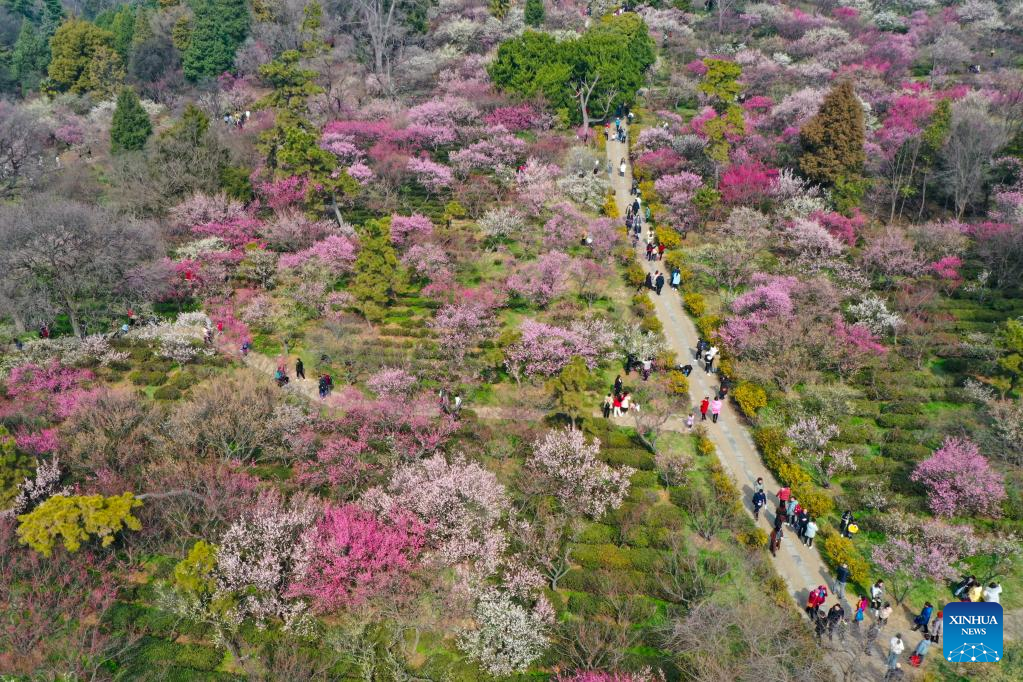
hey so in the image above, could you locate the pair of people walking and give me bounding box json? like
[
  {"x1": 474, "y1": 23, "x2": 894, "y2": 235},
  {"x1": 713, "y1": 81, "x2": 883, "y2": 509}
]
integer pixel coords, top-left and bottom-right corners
[{"x1": 699, "y1": 396, "x2": 722, "y2": 422}]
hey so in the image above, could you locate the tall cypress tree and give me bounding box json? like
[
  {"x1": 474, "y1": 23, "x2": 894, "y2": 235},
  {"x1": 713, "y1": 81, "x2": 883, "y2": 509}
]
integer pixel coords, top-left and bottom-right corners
[
  {"x1": 11, "y1": 20, "x2": 50, "y2": 95},
  {"x1": 524, "y1": 0, "x2": 545, "y2": 27},
  {"x1": 110, "y1": 87, "x2": 152, "y2": 152},
  {"x1": 350, "y1": 218, "x2": 402, "y2": 322},
  {"x1": 182, "y1": 0, "x2": 250, "y2": 82},
  {"x1": 798, "y1": 80, "x2": 865, "y2": 187}
]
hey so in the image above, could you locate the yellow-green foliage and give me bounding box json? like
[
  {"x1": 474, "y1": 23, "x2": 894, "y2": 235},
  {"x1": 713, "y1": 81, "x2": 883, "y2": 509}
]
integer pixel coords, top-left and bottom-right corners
[
  {"x1": 655, "y1": 226, "x2": 682, "y2": 250},
  {"x1": 625, "y1": 262, "x2": 646, "y2": 288},
  {"x1": 683, "y1": 292, "x2": 705, "y2": 317},
  {"x1": 663, "y1": 250, "x2": 687, "y2": 274},
  {"x1": 666, "y1": 370, "x2": 689, "y2": 397},
  {"x1": 632, "y1": 292, "x2": 655, "y2": 316},
  {"x1": 738, "y1": 527, "x2": 768, "y2": 550},
  {"x1": 791, "y1": 481, "x2": 834, "y2": 517},
  {"x1": 640, "y1": 316, "x2": 663, "y2": 334},
  {"x1": 755, "y1": 427, "x2": 812, "y2": 488},
  {"x1": 1, "y1": 426, "x2": 34, "y2": 507},
  {"x1": 708, "y1": 463, "x2": 742, "y2": 515},
  {"x1": 174, "y1": 540, "x2": 218, "y2": 594},
  {"x1": 17, "y1": 492, "x2": 142, "y2": 556},
  {"x1": 603, "y1": 191, "x2": 619, "y2": 218},
  {"x1": 732, "y1": 382, "x2": 767, "y2": 419},
  {"x1": 820, "y1": 528, "x2": 870, "y2": 590},
  {"x1": 639, "y1": 180, "x2": 655, "y2": 204},
  {"x1": 694, "y1": 314, "x2": 721, "y2": 340},
  {"x1": 697, "y1": 435, "x2": 715, "y2": 457}
]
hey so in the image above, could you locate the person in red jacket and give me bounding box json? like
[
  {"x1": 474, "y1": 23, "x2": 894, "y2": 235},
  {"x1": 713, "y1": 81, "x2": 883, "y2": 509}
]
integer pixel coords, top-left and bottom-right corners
[
  {"x1": 699, "y1": 396, "x2": 710, "y2": 421},
  {"x1": 778, "y1": 485, "x2": 791, "y2": 504}
]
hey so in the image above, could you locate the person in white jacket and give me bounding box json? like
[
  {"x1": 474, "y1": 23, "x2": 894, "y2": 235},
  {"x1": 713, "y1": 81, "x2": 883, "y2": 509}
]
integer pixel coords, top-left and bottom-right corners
[
  {"x1": 983, "y1": 582, "x2": 1002, "y2": 603},
  {"x1": 887, "y1": 633, "x2": 905, "y2": 670}
]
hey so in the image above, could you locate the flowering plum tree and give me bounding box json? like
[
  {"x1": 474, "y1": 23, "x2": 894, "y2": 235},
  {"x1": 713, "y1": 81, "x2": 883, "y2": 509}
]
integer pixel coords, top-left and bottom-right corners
[
  {"x1": 872, "y1": 518, "x2": 979, "y2": 604},
  {"x1": 528, "y1": 429, "x2": 633, "y2": 519},
  {"x1": 362, "y1": 454, "x2": 509, "y2": 576},
  {"x1": 911, "y1": 437, "x2": 1006, "y2": 518},
  {"x1": 458, "y1": 588, "x2": 552, "y2": 676},
  {"x1": 288, "y1": 504, "x2": 426, "y2": 612}
]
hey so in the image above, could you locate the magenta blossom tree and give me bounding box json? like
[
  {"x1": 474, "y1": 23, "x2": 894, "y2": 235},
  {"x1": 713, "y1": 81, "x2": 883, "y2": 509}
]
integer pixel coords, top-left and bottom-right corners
[
  {"x1": 504, "y1": 319, "x2": 609, "y2": 381},
  {"x1": 911, "y1": 437, "x2": 1006, "y2": 518},
  {"x1": 288, "y1": 504, "x2": 426, "y2": 612},
  {"x1": 390, "y1": 214, "x2": 434, "y2": 247}
]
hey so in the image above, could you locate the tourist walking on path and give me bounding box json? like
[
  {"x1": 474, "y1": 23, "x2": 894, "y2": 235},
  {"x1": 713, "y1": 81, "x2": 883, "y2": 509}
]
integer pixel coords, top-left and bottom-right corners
[
  {"x1": 853, "y1": 594, "x2": 868, "y2": 631},
  {"x1": 878, "y1": 602, "x2": 893, "y2": 628},
  {"x1": 602, "y1": 393, "x2": 613, "y2": 419},
  {"x1": 619, "y1": 158, "x2": 627, "y2": 176},
  {"x1": 827, "y1": 602, "x2": 845, "y2": 641},
  {"x1": 803, "y1": 517, "x2": 818, "y2": 547},
  {"x1": 834, "y1": 562, "x2": 850, "y2": 599},
  {"x1": 777, "y1": 485, "x2": 791, "y2": 505},
  {"x1": 886, "y1": 634, "x2": 905, "y2": 671},
  {"x1": 752, "y1": 488, "x2": 766, "y2": 520},
  {"x1": 870, "y1": 580, "x2": 885, "y2": 615},
  {"x1": 613, "y1": 374, "x2": 623, "y2": 395},
  {"x1": 710, "y1": 397, "x2": 722, "y2": 423},
  {"x1": 913, "y1": 637, "x2": 931, "y2": 665},
  {"x1": 929, "y1": 610, "x2": 942, "y2": 643},
  {"x1": 769, "y1": 525, "x2": 783, "y2": 557},
  {"x1": 295, "y1": 358, "x2": 305, "y2": 380},
  {"x1": 754, "y1": 476, "x2": 764, "y2": 493},
  {"x1": 654, "y1": 271, "x2": 665, "y2": 295},
  {"x1": 806, "y1": 585, "x2": 827, "y2": 618},
  {"x1": 700, "y1": 396, "x2": 709, "y2": 421},
  {"x1": 686, "y1": 412, "x2": 694, "y2": 429},
  {"x1": 911, "y1": 602, "x2": 933, "y2": 635}
]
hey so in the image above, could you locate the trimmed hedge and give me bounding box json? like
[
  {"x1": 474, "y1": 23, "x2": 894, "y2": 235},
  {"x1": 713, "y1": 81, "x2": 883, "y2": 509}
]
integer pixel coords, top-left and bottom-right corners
[{"x1": 601, "y1": 447, "x2": 656, "y2": 471}]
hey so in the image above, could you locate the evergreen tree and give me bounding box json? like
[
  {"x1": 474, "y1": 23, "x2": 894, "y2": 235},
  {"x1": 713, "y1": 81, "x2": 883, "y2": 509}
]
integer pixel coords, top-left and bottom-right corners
[
  {"x1": 798, "y1": 80, "x2": 865, "y2": 187},
  {"x1": 110, "y1": 87, "x2": 152, "y2": 152},
  {"x1": 182, "y1": 0, "x2": 250, "y2": 82},
  {"x1": 524, "y1": 0, "x2": 545, "y2": 27},
  {"x1": 546, "y1": 356, "x2": 591, "y2": 430},
  {"x1": 350, "y1": 218, "x2": 402, "y2": 323},
  {"x1": 47, "y1": 18, "x2": 123, "y2": 95},
  {"x1": 489, "y1": 0, "x2": 510, "y2": 19},
  {"x1": 11, "y1": 20, "x2": 50, "y2": 95}
]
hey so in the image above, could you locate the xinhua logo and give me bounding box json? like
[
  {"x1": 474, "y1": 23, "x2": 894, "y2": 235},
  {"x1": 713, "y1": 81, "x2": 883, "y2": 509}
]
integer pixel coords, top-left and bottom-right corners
[{"x1": 943, "y1": 601, "x2": 1003, "y2": 663}]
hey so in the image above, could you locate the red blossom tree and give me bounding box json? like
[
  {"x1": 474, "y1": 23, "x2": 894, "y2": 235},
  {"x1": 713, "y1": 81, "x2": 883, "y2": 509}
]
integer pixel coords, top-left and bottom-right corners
[{"x1": 289, "y1": 504, "x2": 426, "y2": 612}]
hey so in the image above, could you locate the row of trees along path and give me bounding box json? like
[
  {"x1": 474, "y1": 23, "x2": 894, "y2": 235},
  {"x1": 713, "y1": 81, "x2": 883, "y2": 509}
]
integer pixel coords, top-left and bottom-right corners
[{"x1": 606, "y1": 124, "x2": 902, "y2": 681}]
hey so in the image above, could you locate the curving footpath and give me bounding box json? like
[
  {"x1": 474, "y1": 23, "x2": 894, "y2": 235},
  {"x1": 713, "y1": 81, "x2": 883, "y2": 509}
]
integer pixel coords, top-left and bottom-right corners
[{"x1": 605, "y1": 126, "x2": 899, "y2": 680}]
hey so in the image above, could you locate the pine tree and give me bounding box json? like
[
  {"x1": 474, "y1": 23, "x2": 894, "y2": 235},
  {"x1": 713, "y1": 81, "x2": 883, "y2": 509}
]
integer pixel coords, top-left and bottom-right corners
[
  {"x1": 11, "y1": 20, "x2": 50, "y2": 95},
  {"x1": 350, "y1": 218, "x2": 402, "y2": 322},
  {"x1": 182, "y1": 0, "x2": 250, "y2": 82},
  {"x1": 798, "y1": 80, "x2": 865, "y2": 187},
  {"x1": 524, "y1": 0, "x2": 545, "y2": 27},
  {"x1": 110, "y1": 87, "x2": 152, "y2": 152},
  {"x1": 546, "y1": 356, "x2": 590, "y2": 430}
]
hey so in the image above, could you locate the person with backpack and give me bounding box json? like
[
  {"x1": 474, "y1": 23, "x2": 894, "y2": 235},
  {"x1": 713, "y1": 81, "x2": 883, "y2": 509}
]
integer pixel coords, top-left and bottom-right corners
[
  {"x1": 853, "y1": 594, "x2": 869, "y2": 630},
  {"x1": 887, "y1": 633, "x2": 905, "y2": 671}
]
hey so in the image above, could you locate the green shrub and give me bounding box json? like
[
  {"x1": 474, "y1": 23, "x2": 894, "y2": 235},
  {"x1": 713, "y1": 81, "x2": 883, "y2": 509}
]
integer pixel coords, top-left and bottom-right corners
[
  {"x1": 625, "y1": 262, "x2": 645, "y2": 287},
  {"x1": 601, "y1": 447, "x2": 656, "y2": 471},
  {"x1": 566, "y1": 591, "x2": 601, "y2": 616},
  {"x1": 754, "y1": 427, "x2": 786, "y2": 459},
  {"x1": 129, "y1": 369, "x2": 167, "y2": 386},
  {"x1": 645, "y1": 504, "x2": 685, "y2": 530},
  {"x1": 683, "y1": 292, "x2": 706, "y2": 317},
  {"x1": 737, "y1": 527, "x2": 768, "y2": 550},
  {"x1": 577, "y1": 523, "x2": 616, "y2": 544},
  {"x1": 732, "y1": 382, "x2": 767, "y2": 419},
  {"x1": 630, "y1": 470, "x2": 659, "y2": 488},
  {"x1": 880, "y1": 442, "x2": 931, "y2": 461},
  {"x1": 571, "y1": 543, "x2": 632, "y2": 570},
  {"x1": 696, "y1": 435, "x2": 716, "y2": 457},
  {"x1": 153, "y1": 386, "x2": 183, "y2": 401},
  {"x1": 819, "y1": 528, "x2": 870, "y2": 591}
]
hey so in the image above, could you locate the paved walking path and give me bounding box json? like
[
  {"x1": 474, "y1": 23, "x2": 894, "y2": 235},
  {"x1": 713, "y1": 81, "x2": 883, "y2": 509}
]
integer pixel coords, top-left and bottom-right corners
[{"x1": 605, "y1": 126, "x2": 899, "y2": 680}]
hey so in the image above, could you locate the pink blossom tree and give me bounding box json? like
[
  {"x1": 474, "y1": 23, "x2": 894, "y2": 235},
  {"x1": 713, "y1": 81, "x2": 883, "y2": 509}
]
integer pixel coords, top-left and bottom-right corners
[
  {"x1": 504, "y1": 320, "x2": 606, "y2": 381},
  {"x1": 516, "y1": 157, "x2": 560, "y2": 216},
  {"x1": 528, "y1": 429, "x2": 633, "y2": 519},
  {"x1": 407, "y1": 156, "x2": 454, "y2": 194},
  {"x1": 402, "y1": 243, "x2": 450, "y2": 281},
  {"x1": 911, "y1": 437, "x2": 1006, "y2": 518},
  {"x1": 2, "y1": 360, "x2": 95, "y2": 422},
  {"x1": 872, "y1": 519, "x2": 979, "y2": 604},
  {"x1": 288, "y1": 504, "x2": 426, "y2": 612},
  {"x1": 389, "y1": 213, "x2": 434, "y2": 247},
  {"x1": 654, "y1": 172, "x2": 703, "y2": 229},
  {"x1": 719, "y1": 161, "x2": 778, "y2": 206},
  {"x1": 362, "y1": 454, "x2": 509, "y2": 576},
  {"x1": 278, "y1": 235, "x2": 359, "y2": 275},
  {"x1": 366, "y1": 367, "x2": 418, "y2": 399},
  {"x1": 505, "y1": 251, "x2": 573, "y2": 308},
  {"x1": 430, "y1": 301, "x2": 497, "y2": 362}
]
